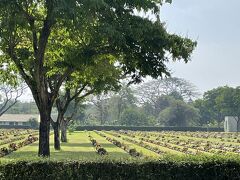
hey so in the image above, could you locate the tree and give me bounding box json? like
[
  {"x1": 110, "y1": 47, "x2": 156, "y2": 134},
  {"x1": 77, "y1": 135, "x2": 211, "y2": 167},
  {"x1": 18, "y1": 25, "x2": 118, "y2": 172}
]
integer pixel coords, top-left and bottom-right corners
[
  {"x1": 91, "y1": 94, "x2": 111, "y2": 125},
  {"x1": 136, "y1": 77, "x2": 199, "y2": 102},
  {"x1": 0, "y1": 1, "x2": 196, "y2": 156},
  {"x1": 7, "y1": 101, "x2": 39, "y2": 114},
  {"x1": 0, "y1": 84, "x2": 25, "y2": 116},
  {"x1": 28, "y1": 117, "x2": 39, "y2": 129},
  {"x1": 52, "y1": 59, "x2": 121, "y2": 149},
  {"x1": 142, "y1": 95, "x2": 173, "y2": 118},
  {"x1": 193, "y1": 86, "x2": 240, "y2": 128},
  {"x1": 158, "y1": 100, "x2": 199, "y2": 127},
  {"x1": 201, "y1": 87, "x2": 229, "y2": 128},
  {"x1": 0, "y1": 63, "x2": 26, "y2": 115},
  {"x1": 107, "y1": 85, "x2": 136, "y2": 122},
  {"x1": 120, "y1": 107, "x2": 149, "y2": 126},
  {"x1": 193, "y1": 99, "x2": 212, "y2": 126},
  {"x1": 135, "y1": 77, "x2": 199, "y2": 117},
  {"x1": 214, "y1": 86, "x2": 240, "y2": 130}
]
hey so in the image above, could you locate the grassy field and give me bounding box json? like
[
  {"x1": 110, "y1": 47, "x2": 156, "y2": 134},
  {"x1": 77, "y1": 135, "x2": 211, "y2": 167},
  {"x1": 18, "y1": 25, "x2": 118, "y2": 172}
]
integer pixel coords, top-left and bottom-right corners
[
  {"x1": 1, "y1": 131, "x2": 132, "y2": 162},
  {"x1": 2, "y1": 130, "x2": 240, "y2": 163}
]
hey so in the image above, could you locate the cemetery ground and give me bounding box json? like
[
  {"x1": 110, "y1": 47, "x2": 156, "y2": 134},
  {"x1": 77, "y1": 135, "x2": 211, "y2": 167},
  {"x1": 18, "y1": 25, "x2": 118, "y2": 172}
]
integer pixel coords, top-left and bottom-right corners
[
  {"x1": 2, "y1": 129, "x2": 240, "y2": 179},
  {"x1": 2, "y1": 130, "x2": 240, "y2": 161}
]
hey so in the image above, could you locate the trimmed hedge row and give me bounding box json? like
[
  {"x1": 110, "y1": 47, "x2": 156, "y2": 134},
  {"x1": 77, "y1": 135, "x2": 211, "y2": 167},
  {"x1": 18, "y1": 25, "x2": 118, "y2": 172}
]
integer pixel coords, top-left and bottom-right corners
[
  {"x1": 76, "y1": 126, "x2": 224, "y2": 132},
  {"x1": 0, "y1": 160, "x2": 240, "y2": 180},
  {"x1": 0, "y1": 125, "x2": 32, "y2": 129}
]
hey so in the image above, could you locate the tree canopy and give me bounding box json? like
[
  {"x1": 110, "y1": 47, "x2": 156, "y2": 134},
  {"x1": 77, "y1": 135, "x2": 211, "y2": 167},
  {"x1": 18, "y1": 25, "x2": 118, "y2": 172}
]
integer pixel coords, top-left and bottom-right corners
[
  {"x1": 0, "y1": 0, "x2": 196, "y2": 156},
  {"x1": 193, "y1": 86, "x2": 240, "y2": 127},
  {"x1": 158, "y1": 100, "x2": 199, "y2": 127}
]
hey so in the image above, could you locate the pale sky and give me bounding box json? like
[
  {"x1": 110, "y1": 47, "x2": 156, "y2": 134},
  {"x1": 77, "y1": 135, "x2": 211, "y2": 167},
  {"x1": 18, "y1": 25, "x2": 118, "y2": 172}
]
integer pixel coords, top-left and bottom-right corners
[{"x1": 161, "y1": 0, "x2": 240, "y2": 94}]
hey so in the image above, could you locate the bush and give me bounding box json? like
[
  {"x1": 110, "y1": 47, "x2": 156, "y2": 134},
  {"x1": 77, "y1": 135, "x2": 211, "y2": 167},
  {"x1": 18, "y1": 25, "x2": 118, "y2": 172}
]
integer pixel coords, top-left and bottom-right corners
[
  {"x1": 28, "y1": 118, "x2": 39, "y2": 129},
  {"x1": 128, "y1": 149, "x2": 140, "y2": 157},
  {"x1": 89, "y1": 136, "x2": 107, "y2": 156},
  {"x1": 76, "y1": 125, "x2": 223, "y2": 132},
  {"x1": 0, "y1": 147, "x2": 10, "y2": 157},
  {"x1": 113, "y1": 140, "x2": 122, "y2": 148},
  {"x1": 1, "y1": 159, "x2": 240, "y2": 180},
  {"x1": 97, "y1": 147, "x2": 107, "y2": 155},
  {"x1": 9, "y1": 143, "x2": 17, "y2": 151}
]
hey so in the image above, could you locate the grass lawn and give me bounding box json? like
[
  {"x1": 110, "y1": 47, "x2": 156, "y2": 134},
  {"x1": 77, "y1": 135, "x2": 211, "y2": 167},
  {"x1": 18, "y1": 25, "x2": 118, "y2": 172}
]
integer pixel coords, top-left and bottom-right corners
[
  {"x1": 3, "y1": 130, "x2": 240, "y2": 164},
  {"x1": 89, "y1": 131, "x2": 131, "y2": 159},
  {"x1": 101, "y1": 131, "x2": 161, "y2": 158},
  {"x1": 0, "y1": 131, "x2": 132, "y2": 163}
]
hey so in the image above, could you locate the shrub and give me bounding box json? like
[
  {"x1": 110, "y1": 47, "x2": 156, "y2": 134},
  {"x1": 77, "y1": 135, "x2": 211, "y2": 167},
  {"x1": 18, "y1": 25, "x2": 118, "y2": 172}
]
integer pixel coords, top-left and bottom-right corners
[
  {"x1": 9, "y1": 143, "x2": 17, "y2": 151},
  {"x1": 97, "y1": 147, "x2": 107, "y2": 155},
  {"x1": 113, "y1": 140, "x2": 122, "y2": 148},
  {"x1": 1, "y1": 159, "x2": 240, "y2": 179},
  {"x1": 90, "y1": 139, "x2": 97, "y2": 146},
  {"x1": 76, "y1": 125, "x2": 223, "y2": 132},
  {"x1": 28, "y1": 118, "x2": 39, "y2": 129},
  {"x1": 89, "y1": 136, "x2": 107, "y2": 156},
  {"x1": 0, "y1": 147, "x2": 10, "y2": 157},
  {"x1": 129, "y1": 149, "x2": 140, "y2": 157}
]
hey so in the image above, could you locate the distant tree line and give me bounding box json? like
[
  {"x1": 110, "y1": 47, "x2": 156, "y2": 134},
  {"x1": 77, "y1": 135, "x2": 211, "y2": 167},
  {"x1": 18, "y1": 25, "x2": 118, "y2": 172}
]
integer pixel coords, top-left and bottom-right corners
[
  {"x1": 3, "y1": 78, "x2": 240, "y2": 129},
  {"x1": 69, "y1": 77, "x2": 202, "y2": 127},
  {"x1": 69, "y1": 79, "x2": 240, "y2": 129},
  {"x1": 6, "y1": 77, "x2": 197, "y2": 127}
]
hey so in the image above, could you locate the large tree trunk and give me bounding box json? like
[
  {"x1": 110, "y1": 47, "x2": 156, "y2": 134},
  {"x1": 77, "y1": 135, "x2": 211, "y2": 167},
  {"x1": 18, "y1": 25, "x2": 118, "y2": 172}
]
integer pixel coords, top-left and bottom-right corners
[
  {"x1": 50, "y1": 119, "x2": 60, "y2": 150},
  {"x1": 34, "y1": 84, "x2": 54, "y2": 157},
  {"x1": 61, "y1": 119, "x2": 68, "y2": 142},
  {"x1": 38, "y1": 111, "x2": 51, "y2": 157}
]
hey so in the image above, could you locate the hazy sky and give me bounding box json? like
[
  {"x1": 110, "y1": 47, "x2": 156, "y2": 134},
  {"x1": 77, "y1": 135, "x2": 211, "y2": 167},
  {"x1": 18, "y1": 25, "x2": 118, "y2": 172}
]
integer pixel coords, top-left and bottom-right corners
[{"x1": 161, "y1": 0, "x2": 240, "y2": 94}]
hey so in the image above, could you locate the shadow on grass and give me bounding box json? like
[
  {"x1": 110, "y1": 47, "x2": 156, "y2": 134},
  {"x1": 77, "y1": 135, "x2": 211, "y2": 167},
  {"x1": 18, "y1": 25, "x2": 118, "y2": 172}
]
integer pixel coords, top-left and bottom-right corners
[
  {"x1": 29, "y1": 142, "x2": 121, "y2": 149},
  {"x1": 2, "y1": 151, "x2": 131, "y2": 161}
]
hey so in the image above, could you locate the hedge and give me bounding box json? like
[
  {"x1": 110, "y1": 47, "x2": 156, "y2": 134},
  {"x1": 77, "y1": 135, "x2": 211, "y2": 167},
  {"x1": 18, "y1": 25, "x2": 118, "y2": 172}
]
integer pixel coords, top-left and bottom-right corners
[
  {"x1": 0, "y1": 125, "x2": 32, "y2": 129},
  {"x1": 76, "y1": 126, "x2": 224, "y2": 132},
  {"x1": 0, "y1": 125, "x2": 223, "y2": 132},
  {"x1": 0, "y1": 160, "x2": 240, "y2": 180}
]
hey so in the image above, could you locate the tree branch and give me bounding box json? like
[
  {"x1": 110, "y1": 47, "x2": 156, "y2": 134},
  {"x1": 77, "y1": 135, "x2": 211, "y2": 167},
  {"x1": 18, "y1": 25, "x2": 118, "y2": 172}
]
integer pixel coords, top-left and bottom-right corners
[{"x1": 0, "y1": 85, "x2": 26, "y2": 116}]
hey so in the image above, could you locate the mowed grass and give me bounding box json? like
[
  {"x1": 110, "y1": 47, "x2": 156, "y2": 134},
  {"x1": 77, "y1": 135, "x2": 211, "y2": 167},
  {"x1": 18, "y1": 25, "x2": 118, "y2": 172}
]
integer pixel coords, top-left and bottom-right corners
[
  {"x1": 89, "y1": 131, "x2": 131, "y2": 159},
  {"x1": 2, "y1": 130, "x2": 240, "y2": 163},
  {"x1": 0, "y1": 131, "x2": 130, "y2": 162},
  {"x1": 101, "y1": 131, "x2": 161, "y2": 158}
]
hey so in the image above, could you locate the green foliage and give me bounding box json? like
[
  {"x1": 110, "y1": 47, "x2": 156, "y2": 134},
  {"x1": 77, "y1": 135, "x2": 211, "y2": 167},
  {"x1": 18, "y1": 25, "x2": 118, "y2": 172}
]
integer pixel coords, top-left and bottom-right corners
[
  {"x1": 68, "y1": 123, "x2": 77, "y2": 133},
  {"x1": 108, "y1": 85, "x2": 137, "y2": 121},
  {"x1": 0, "y1": 0, "x2": 196, "y2": 156},
  {"x1": 6, "y1": 101, "x2": 38, "y2": 114},
  {"x1": 194, "y1": 86, "x2": 240, "y2": 127},
  {"x1": 153, "y1": 95, "x2": 176, "y2": 116},
  {"x1": 28, "y1": 118, "x2": 39, "y2": 129},
  {"x1": 75, "y1": 126, "x2": 223, "y2": 132},
  {"x1": 1, "y1": 158, "x2": 240, "y2": 179},
  {"x1": 136, "y1": 78, "x2": 199, "y2": 119},
  {"x1": 120, "y1": 107, "x2": 151, "y2": 126},
  {"x1": 215, "y1": 87, "x2": 240, "y2": 118},
  {"x1": 193, "y1": 99, "x2": 212, "y2": 126},
  {"x1": 158, "y1": 100, "x2": 200, "y2": 127},
  {"x1": 0, "y1": 0, "x2": 196, "y2": 85}
]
